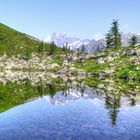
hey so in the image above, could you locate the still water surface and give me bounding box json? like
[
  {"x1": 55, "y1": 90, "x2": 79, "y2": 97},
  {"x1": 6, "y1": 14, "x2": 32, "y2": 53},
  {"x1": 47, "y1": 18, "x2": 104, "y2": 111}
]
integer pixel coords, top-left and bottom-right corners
[{"x1": 0, "y1": 88, "x2": 140, "y2": 140}]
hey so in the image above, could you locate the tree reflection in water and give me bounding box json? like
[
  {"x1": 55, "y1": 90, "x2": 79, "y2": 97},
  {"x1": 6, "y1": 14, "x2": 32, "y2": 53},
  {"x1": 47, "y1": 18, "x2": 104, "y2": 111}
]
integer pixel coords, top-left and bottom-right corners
[
  {"x1": 0, "y1": 76, "x2": 138, "y2": 126},
  {"x1": 105, "y1": 93, "x2": 121, "y2": 126}
]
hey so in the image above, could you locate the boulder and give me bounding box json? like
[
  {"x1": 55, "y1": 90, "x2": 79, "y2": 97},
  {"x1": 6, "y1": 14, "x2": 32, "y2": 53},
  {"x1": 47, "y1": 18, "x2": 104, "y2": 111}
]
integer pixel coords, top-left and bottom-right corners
[
  {"x1": 97, "y1": 57, "x2": 105, "y2": 64},
  {"x1": 77, "y1": 70, "x2": 86, "y2": 77},
  {"x1": 135, "y1": 48, "x2": 140, "y2": 56},
  {"x1": 106, "y1": 56, "x2": 114, "y2": 62},
  {"x1": 124, "y1": 49, "x2": 136, "y2": 56}
]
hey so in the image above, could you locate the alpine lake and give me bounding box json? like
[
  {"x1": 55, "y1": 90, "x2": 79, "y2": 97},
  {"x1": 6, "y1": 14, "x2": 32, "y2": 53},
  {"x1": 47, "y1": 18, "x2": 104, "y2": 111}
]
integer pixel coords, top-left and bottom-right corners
[{"x1": 0, "y1": 70, "x2": 140, "y2": 140}]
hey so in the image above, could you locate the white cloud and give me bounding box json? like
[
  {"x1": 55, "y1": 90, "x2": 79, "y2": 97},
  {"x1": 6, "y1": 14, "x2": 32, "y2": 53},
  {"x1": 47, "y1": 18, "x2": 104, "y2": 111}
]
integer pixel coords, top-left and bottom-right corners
[{"x1": 92, "y1": 33, "x2": 103, "y2": 40}]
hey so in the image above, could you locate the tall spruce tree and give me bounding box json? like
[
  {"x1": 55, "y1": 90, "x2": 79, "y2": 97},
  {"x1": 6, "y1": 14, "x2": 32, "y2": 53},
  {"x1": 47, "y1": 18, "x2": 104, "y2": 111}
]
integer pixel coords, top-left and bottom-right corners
[
  {"x1": 106, "y1": 19, "x2": 121, "y2": 48},
  {"x1": 106, "y1": 32, "x2": 112, "y2": 48},
  {"x1": 118, "y1": 33, "x2": 122, "y2": 46}
]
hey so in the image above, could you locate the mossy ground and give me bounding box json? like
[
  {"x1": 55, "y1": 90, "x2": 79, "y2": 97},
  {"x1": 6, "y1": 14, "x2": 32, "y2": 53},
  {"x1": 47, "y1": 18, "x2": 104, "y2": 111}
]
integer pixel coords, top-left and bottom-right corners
[{"x1": 74, "y1": 46, "x2": 140, "y2": 93}]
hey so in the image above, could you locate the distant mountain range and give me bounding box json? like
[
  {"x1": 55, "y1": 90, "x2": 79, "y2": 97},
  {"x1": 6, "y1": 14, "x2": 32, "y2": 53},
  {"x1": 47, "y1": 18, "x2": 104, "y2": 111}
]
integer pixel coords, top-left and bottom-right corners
[{"x1": 44, "y1": 32, "x2": 140, "y2": 52}]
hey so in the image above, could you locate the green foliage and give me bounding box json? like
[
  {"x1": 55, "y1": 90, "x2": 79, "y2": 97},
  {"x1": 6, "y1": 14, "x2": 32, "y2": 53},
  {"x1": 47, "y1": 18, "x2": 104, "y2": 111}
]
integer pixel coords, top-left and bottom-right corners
[
  {"x1": 81, "y1": 44, "x2": 85, "y2": 52},
  {"x1": 0, "y1": 80, "x2": 64, "y2": 113},
  {"x1": 106, "y1": 19, "x2": 121, "y2": 48},
  {"x1": 106, "y1": 32, "x2": 112, "y2": 48},
  {"x1": 0, "y1": 23, "x2": 37, "y2": 55},
  {"x1": 83, "y1": 77, "x2": 101, "y2": 87},
  {"x1": 62, "y1": 43, "x2": 71, "y2": 53},
  {"x1": 0, "y1": 23, "x2": 61, "y2": 56},
  {"x1": 37, "y1": 42, "x2": 44, "y2": 53},
  {"x1": 49, "y1": 41, "x2": 57, "y2": 55},
  {"x1": 75, "y1": 45, "x2": 140, "y2": 89},
  {"x1": 116, "y1": 68, "x2": 130, "y2": 80},
  {"x1": 115, "y1": 66, "x2": 140, "y2": 81},
  {"x1": 52, "y1": 55, "x2": 64, "y2": 65},
  {"x1": 129, "y1": 35, "x2": 137, "y2": 46}
]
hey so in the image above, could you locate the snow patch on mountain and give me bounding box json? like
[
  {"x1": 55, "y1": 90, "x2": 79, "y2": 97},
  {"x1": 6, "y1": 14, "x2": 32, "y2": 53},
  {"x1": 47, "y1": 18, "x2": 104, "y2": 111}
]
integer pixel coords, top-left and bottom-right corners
[
  {"x1": 44, "y1": 32, "x2": 106, "y2": 52},
  {"x1": 44, "y1": 32, "x2": 140, "y2": 52}
]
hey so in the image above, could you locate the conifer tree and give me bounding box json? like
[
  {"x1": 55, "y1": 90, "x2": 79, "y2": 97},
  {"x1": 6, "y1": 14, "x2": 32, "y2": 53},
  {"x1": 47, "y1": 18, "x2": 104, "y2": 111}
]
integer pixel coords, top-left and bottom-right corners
[
  {"x1": 49, "y1": 41, "x2": 56, "y2": 55},
  {"x1": 106, "y1": 32, "x2": 112, "y2": 48},
  {"x1": 130, "y1": 35, "x2": 137, "y2": 46},
  {"x1": 62, "y1": 44, "x2": 66, "y2": 52},
  {"x1": 37, "y1": 42, "x2": 44, "y2": 53},
  {"x1": 111, "y1": 19, "x2": 121, "y2": 47},
  {"x1": 106, "y1": 19, "x2": 121, "y2": 48},
  {"x1": 81, "y1": 44, "x2": 85, "y2": 52},
  {"x1": 118, "y1": 33, "x2": 122, "y2": 46}
]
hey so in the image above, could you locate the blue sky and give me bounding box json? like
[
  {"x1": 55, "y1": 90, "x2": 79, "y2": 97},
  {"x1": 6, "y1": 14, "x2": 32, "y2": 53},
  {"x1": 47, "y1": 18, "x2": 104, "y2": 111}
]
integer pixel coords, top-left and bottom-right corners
[{"x1": 0, "y1": 0, "x2": 140, "y2": 40}]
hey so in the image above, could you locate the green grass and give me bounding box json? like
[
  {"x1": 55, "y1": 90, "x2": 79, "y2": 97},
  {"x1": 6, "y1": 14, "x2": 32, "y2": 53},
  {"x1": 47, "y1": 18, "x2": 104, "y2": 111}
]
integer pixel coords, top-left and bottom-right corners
[
  {"x1": 0, "y1": 23, "x2": 62, "y2": 56},
  {"x1": 0, "y1": 79, "x2": 65, "y2": 113},
  {"x1": 52, "y1": 55, "x2": 64, "y2": 66},
  {"x1": 83, "y1": 77, "x2": 101, "y2": 87},
  {"x1": 75, "y1": 45, "x2": 140, "y2": 92},
  {"x1": 75, "y1": 58, "x2": 110, "y2": 74}
]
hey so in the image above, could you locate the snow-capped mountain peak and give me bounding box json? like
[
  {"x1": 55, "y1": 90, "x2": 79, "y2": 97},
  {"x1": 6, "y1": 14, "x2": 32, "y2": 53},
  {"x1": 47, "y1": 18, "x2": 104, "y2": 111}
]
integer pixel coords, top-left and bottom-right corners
[
  {"x1": 44, "y1": 32, "x2": 140, "y2": 52},
  {"x1": 44, "y1": 32, "x2": 105, "y2": 52}
]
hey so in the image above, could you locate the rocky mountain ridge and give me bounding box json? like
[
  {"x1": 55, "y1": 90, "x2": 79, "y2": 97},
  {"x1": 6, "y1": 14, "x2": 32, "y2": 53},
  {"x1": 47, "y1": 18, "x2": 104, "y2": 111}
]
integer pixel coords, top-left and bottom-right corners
[{"x1": 45, "y1": 32, "x2": 140, "y2": 52}]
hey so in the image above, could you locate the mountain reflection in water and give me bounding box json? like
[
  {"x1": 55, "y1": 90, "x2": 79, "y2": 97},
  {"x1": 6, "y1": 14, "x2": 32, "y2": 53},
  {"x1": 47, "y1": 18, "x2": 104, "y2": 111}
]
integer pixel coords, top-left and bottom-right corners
[
  {"x1": 44, "y1": 88, "x2": 139, "y2": 126},
  {"x1": 0, "y1": 73, "x2": 140, "y2": 139}
]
